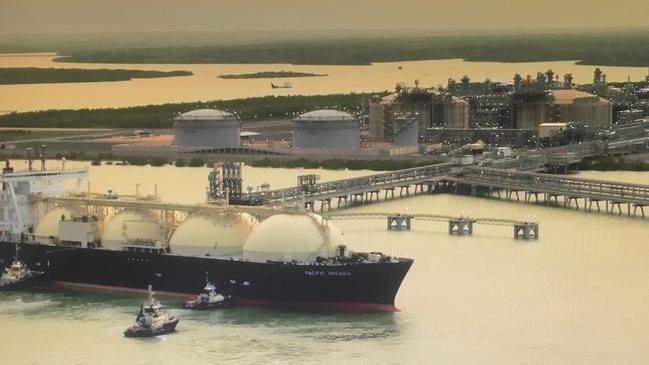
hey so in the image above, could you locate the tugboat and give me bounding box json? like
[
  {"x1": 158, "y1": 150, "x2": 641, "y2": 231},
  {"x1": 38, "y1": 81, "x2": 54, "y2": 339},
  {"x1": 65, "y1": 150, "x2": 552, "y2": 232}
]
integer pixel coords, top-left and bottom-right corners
[
  {"x1": 183, "y1": 274, "x2": 237, "y2": 310},
  {"x1": 124, "y1": 286, "x2": 179, "y2": 338},
  {"x1": 0, "y1": 247, "x2": 44, "y2": 291}
]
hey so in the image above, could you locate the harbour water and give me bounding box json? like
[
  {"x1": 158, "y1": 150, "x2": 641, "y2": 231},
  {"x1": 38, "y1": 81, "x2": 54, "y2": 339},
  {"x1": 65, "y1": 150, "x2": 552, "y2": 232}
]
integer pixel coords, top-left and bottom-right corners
[
  {"x1": 2, "y1": 163, "x2": 649, "y2": 364},
  {"x1": 1, "y1": 53, "x2": 648, "y2": 112}
]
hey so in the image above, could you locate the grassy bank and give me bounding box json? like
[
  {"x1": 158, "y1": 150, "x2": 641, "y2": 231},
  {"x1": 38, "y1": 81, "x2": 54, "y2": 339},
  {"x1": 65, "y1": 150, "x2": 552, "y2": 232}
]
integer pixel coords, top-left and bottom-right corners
[
  {"x1": 0, "y1": 152, "x2": 443, "y2": 172},
  {"x1": 579, "y1": 157, "x2": 649, "y2": 172},
  {"x1": 0, "y1": 67, "x2": 192, "y2": 85},
  {"x1": 218, "y1": 71, "x2": 326, "y2": 79},
  {"x1": 0, "y1": 92, "x2": 384, "y2": 129},
  {"x1": 606, "y1": 81, "x2": 649, "y2": 89},
  {"x1": 50, "y1": 32, "x2": 649, "y2": 67},
  {"x1": 249, "y1": 158, "x2": 444, "y2": 171},
  {"x1": 49, "y1": 152, "x2": 207, "y2": 168},
  {"x1": 0, "y1": 129, "x2": 72, "y2": 141}
]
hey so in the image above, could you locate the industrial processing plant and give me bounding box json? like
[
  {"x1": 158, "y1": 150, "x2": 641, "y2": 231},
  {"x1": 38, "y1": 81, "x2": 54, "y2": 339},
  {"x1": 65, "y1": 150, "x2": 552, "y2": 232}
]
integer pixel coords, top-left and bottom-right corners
[
  {"x1": 367, "y1": 69, "x2": 622, "y2": 147},
  {"x1": 17, "y1": 67, "x2": 649, "y2": 160}
]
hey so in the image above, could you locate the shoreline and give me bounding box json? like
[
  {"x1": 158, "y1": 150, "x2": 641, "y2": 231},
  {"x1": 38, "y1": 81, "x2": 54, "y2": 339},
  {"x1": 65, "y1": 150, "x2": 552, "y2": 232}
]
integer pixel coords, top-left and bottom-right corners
[
  {"x1": 578, "y1": 156, "x2": 649, "y2": 172},
  {"x1": 39, "y1": 32, "x2": 649, "y2": 68},
  {"x1": 0, "y1": 67, "x2": 193, "y2": 85},
  {"x1": 3, "y1": 152, "x2": 647, "y2": 174},
  {"x1": 0, "y1": 153, "x2": 446, "y2": 171},
  {"x1": 0, "y1": 92, "x2": 384, "y2": 129}
]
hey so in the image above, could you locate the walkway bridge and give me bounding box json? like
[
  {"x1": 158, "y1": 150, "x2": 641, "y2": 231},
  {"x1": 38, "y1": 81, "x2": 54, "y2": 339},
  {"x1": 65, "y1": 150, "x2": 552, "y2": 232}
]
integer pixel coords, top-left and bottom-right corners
[
  {"x1": 449, "y1": 166, "x2": 649, "y2": 216},
  {"x1": 243, "y1": 163, "x2": 452, "y2": 208},
  {"x1": 323, "y1": 212, "x2": 539, "y2": 239}
]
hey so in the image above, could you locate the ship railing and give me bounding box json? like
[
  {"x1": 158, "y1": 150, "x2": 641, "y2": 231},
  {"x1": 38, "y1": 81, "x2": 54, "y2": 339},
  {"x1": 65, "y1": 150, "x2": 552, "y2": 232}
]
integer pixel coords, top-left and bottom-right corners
[
  {"x1": 1, "y1": 167, "x2": 88, "y2": 181},
  {"x1": 323, "y1": 212, "x2": 537, "y2": 227},
  {"x1": 458, "y1": 166, "x2": 649, "y2": 204}
]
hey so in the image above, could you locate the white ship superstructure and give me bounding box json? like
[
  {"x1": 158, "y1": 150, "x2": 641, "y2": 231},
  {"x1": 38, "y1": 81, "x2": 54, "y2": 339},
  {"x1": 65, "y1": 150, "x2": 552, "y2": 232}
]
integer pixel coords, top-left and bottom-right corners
[{"x1": 0, "y1": 160, "x2": 87, "y2": 239}]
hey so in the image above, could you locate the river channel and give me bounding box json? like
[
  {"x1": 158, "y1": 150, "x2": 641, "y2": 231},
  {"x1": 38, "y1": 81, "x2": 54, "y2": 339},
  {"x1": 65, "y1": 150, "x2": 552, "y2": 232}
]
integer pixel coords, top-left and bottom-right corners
[
  {"x1": 1, "y1": 53, "x2": 648, "y2": 113},
  {"x1": 1, "y1": 162, "x2": 649, "y2": 364}
]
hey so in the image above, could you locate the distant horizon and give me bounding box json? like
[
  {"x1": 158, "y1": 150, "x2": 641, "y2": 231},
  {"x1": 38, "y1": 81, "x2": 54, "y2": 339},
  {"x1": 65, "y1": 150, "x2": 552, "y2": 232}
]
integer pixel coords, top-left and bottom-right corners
[
  {"x1": 2, "y1": 0, "x2": 649, "y2": 35},
  {"x1": 2, "y1": 25, "x2": 649, "y2": 38}
]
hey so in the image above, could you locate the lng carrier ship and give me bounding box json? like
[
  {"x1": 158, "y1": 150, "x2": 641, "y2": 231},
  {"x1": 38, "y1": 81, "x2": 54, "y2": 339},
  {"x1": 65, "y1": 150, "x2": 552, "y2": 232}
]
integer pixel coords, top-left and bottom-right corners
[{"x1": 0, "y1": 159, "x2": 412, "y2": 311}]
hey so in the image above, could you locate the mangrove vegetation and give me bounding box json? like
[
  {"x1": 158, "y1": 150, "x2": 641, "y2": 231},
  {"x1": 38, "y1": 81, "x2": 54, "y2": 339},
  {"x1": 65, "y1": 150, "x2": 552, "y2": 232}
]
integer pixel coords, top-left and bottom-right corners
[
  {"x1": 49, "y1": 152, "x2": 207, "y2": 167},
  {"x1": 49, "y1": 32, "x2": 649, "y2": 67},
  {"x1": 0, "y1": 67, "x2": 193, "y2": 85},
  {"x1": 218, "y1": 71, "x2": 326, "y2": 79},
  {"x1": 0, "y1": 92, "x2": 384, "y2": 128},
  {"x1": 579, "y1": 156, "x2": 649, "y2": 172}
]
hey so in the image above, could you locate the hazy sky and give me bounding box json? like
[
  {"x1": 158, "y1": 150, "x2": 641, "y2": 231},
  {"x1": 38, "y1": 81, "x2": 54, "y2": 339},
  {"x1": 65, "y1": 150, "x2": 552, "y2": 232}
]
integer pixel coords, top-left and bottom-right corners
[{"x1": 2, "y1": 0, "x2": 649, "y2": 34}]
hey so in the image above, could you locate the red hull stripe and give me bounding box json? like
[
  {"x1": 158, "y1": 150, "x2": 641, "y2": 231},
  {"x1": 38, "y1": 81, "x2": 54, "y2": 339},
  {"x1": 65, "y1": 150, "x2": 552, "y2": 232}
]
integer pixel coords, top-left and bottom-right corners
[
  {"x1": 239, "y1": 299, "x2": 398, "y2": 312},
  {"x1": 53, "y1": 281, "x2": 195, "y2": 300},
  {"x1": 52, "y1": 281, "x2": 398, "y2": 312}
]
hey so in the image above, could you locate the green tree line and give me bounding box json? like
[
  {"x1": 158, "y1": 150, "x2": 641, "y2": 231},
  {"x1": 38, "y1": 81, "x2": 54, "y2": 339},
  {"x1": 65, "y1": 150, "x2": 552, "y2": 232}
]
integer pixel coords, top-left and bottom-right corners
[
  {"x1": 218, "y1": 71, "x2": 326, "y2": 79},
  {"x1": 0, "y1": 67, "x2": 192, "y2": 85},
  {"x1": 0, "y1": 92, "x2": 385, "y2": 128},
  {"x1": 51, "y1": 32, "x2": 649, "y2": 67}
]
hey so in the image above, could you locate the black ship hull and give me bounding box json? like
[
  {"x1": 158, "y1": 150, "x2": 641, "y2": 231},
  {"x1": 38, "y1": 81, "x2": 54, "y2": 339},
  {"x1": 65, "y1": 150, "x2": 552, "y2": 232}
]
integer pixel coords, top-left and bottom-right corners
[{"x1": 0, "y1": 242, "x2": 413, "y2": 311}]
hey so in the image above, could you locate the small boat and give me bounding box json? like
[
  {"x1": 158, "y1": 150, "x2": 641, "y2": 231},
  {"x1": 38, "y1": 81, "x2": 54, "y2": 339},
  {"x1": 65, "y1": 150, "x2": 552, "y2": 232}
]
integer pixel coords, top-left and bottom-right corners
[
  {"x1": 124, "y1": 286, "x2": 179, "y2": 338},
  {"x1": 0, "y1": 254, "x2": 44, "y2": 291},
  {"x1": 271, "y1": 81, "x2": 293, "y2": 89},
  {"x1": 183, "y1": 274, "x2": 237, "y2": 310}
]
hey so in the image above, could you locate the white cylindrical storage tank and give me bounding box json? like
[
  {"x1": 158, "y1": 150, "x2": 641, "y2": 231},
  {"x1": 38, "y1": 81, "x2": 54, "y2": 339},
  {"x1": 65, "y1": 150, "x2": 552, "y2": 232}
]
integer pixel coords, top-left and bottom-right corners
[
  {"x1": 292, "y1": 110, "x2": 359, "y2": 150},
  {"x1": 34, "y1": 207, "x2": 74, "y2": 243},
  {"x1": 173, "y1": 109, "x2": 240, "y2": 148},
  {"x1": 169, "y1": 213, "x2": 257, "y2": 257},
  {"x1": 100, "y1": 211, "x2": 163, "y2": 250},
  {"x1": 392, "y1": 116, "x2": 418, "y2": 146},
  {"x1": 243, "y1": 213, "x2": 344, "y2": 262}
]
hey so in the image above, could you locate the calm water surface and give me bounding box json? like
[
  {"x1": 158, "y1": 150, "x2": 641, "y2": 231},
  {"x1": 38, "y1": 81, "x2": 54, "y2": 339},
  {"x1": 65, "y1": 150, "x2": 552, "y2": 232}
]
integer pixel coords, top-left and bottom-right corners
[
  {"x1": 1, "y1": 53, "x2": 648, "y2": 112},
  {"x1": 2, "y1": 163, "x2": 649, "y2": 364}
]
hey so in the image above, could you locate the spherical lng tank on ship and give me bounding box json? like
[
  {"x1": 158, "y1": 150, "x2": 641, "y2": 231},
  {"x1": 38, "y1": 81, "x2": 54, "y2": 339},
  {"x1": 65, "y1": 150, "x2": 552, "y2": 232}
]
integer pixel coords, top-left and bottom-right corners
[
  {"x1": 100, "y1": 211, "x2": 163, "y2": 250},
  {"x1": 173, "y1": 109, "x2": 240, "y2": 148},
  {"x1": 169, "y1": 213, "x2": 257, "y2": 257},
  {"x1": 243, "y1": 213, "x2": 344, "y2": 262},
  {"x1": 292, "y1": 109, "x2": 360, "y2": 150},
  {"x1": 34, "y1": 207, "x2": 74, "y2": 243}
]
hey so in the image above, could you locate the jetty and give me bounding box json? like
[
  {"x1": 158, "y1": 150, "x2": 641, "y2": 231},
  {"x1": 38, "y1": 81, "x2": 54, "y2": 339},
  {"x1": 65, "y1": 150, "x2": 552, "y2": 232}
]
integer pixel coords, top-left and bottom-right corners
[{"x1": 232, "y1": 135, "x2": 649, "y2": 220}]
